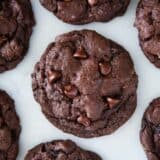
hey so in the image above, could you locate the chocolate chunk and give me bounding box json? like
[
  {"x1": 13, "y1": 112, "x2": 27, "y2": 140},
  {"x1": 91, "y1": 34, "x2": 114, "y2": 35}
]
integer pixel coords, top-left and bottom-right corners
[
  {"x1": 0, "y1": 90, "x2": 21, "y2": 160},
  {"x1": 107, "y1": 97, "x2": 120, "y2": 109},
  {"x1": 73, "y1": 46, "x2": 88, "y2": 59},
  {"x1": 0, "y1": 0, "x2": 35, "y2": 73},
  {"x1": 40, "y1": 0, "x2": 130, "y2": 24},
  {"x1": 88, "y1": 0, "x2": 98, "y2": 6},
  {"x1": 99, "y1": 62, "x2": 111, "y2": 76},
  {"x1": 48, "y1": 70, "x2": 62, "y2": 84},
  {"x1": 32, "y1": 30, "x2": 138, "y2": 138},
  {"x1": 140, "y1": 97, "x2": 160, "y2": 160},
  {"x1": 135, "y1": 0, "x2": 160, "y2": 68},
  {"x1": 25, "y1": 140, "x2": 102, "y2": 160},
  {"x1": 77, "y1": 115, "x2": 91, "y2": 127},
  {"x1": 64, "y1": 84, "x2": 78, "y2": 98},
  {"x1": 54, "y1": 140, "x2": 75, "y2": 153},
  {"x1": 56, "y1": 154, "x2": 67, "y2": 160}
]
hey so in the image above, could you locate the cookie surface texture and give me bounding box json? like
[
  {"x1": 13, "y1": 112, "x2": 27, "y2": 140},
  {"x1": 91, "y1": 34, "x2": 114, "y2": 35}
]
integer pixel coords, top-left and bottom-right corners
[
  {"x1": 140, "y1": 97, "x2": 160, "y2": 160},
  {"x1": 0, "y1": 90, "x2": 21, "y2": 160},
  {"x1": 40, "y1": 0, "x2": 130, "y2": 24},
  {"x1": 32, "y1": 30, "x2": 138, "y2": 138},
  {"x1": 25, "y1": 139, "x2": 102, "y2": 160},
  {"x1": 135, "y1": 0, "x2": 160, "y2": 68},
  {"x1": 0, "y1": 0, "x2": 35, "y2": 72}
]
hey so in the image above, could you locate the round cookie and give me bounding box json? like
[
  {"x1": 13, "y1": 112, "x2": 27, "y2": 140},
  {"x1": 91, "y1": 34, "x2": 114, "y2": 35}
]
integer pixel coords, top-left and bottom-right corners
[
  {"x1": 140, "y1": 98, "x2": 160, "y2": 160},
  {"x1": 0, "y1": 90, "x2": 21, "y2": 160},
  {"x1": 135, "y1": 0, "x2": 160, "y2": 68},
  {"x1": 32, "y1": 30, "x2": 138, "y2": 138},
  {"x1": 0, "y1": 0, "x2": 35, "y2": 73},
  {"x1": 25, "y1": 139, "x2": 101, "y2": 160},
  {"x1": 40, "y1": 0, "x2": 130, "y2": 24}
]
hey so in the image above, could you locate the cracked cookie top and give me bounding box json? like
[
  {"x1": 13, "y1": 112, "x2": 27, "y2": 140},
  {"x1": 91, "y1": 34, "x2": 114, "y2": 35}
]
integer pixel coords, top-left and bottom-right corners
[
  {"x1": 25, "y1": 140, "x2": 101, "y2": 160},
  {"x1": 135, "y1": 0, "x2": 160, "y2": 68},
  {"x1": 0, "y1": 0, "x2": 35, "y2": 72},
  {"x1": 0, "y1": 90, "x2": 21, "y2": 160},
  {"x1": 140, "y1": 97, "x2": 160, "y2": 160},
  {"x1": 40, "y1": 0, "x2": 130, "y2": 24},
  {"x1": 32, "y1": 30, "x2": 138, "y2": 138}
]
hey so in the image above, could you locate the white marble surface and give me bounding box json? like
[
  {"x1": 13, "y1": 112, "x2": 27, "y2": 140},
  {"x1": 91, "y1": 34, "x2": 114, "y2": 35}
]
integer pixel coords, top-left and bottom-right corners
[{"x1": 1, "y1": 0, "x2": 160, "y2": 159}]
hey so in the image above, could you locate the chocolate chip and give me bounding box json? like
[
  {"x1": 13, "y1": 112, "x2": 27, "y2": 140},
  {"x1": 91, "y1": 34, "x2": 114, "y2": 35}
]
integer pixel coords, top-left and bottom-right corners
[
  {"x1": 64, "y1": 84, "x2": 78, "y2": 98},
  {"x1": 48, "y1": 70, "x2": 62, "y2": 84},
  {"x1": 99, "y1": 62, "x2": 111, "y2": 76},
  {"x1": 40, "y1": 0, "x2": 130, "y2": 25},
  {"x1": 0, "y1": 36, "x2": 7, "y2": 46},
  {"x1": 77, "y1": 115, "x2": 91, "y2": 127},
  {"x1": 0, "y1": 127, "x2": 11, "y2": 150},
  {"x1": 107, "y1": 97, "x2": 120, "y2": 109},
  {"x1": 55, "y1": 140, "x2": 75, "y2": 153},
  {"x1": 73, "y1": 46, "x2": 88, "y2": 59},
  {"x1": 88, "y1": 0, "x2": 98, "y2": 6},
  {"x1": 56, "y1": 153, "x2": 67, "y2": 160}
]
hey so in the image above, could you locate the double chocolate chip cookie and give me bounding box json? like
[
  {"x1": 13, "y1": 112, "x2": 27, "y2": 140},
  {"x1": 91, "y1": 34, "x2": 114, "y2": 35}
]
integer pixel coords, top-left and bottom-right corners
[
  {"x1": 135, "y1": 0, "x2": 160, "y2": 68},
  {"x1": 40, "y1": 0, "x2": 130, "y2": 24},
  {"x1": 0, "y1": 90, "x2": 21, "y2": 160},
  {"x1": 0, "y1": 0, "x2": 35, "y2": 73},
  {"x1": 32, "y1": 30, "x2": 138, "y2": 138},
  {"x1": 140, "y1": 98, "x2": 160, "y2": 160},
  {"x1": 25, "y1": 139, "x2": 101, "y2": 160}
]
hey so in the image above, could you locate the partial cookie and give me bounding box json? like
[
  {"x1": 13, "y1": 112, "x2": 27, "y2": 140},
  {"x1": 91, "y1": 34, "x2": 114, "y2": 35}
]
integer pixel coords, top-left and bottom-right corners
[
  {"x1": 32, "y1": 30, "x2": 138, "y2": 138},
  {"x1": 140, "y1": 98, "x2": 160, "y2": 160},
  {"x1": 135, "y1": 0, "x2": 160, "y2": 68},
  {"x1": 0, "y1": 90, "x2": 21, "y2": 160},
  {"x1": 40, "y1": 0, "x2": 130, "y2": 24},
  {"x1": 0, "y1": 0, "x2": 35, "y2": 73},
  {"x1": 25, "y1": 139, "x2": 101, "y2": 160}
]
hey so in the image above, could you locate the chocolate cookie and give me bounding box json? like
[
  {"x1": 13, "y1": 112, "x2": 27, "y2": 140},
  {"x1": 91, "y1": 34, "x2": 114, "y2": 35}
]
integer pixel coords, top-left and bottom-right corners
[
  {"x1": 140, "y1": 98, "x2": 160, "y2": 160},
  {"x1": 0, "y1": 90, "x2": 21, "y2": 160},
  {"x1": 32, "y1": 30, "x2": 138, "y2": 138},
  {"x1": 25, "y1": 139, "x2": 101, "y2": 160},
  {"x1": 135, "y1": 0, "x2": 160, "y2": 68},
  {"x1": 40, "y1": 0, "x2": 130, "y2": 24},
  {"x1": 0, "y1": 0, "x2": 35, "y2": 73}
]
